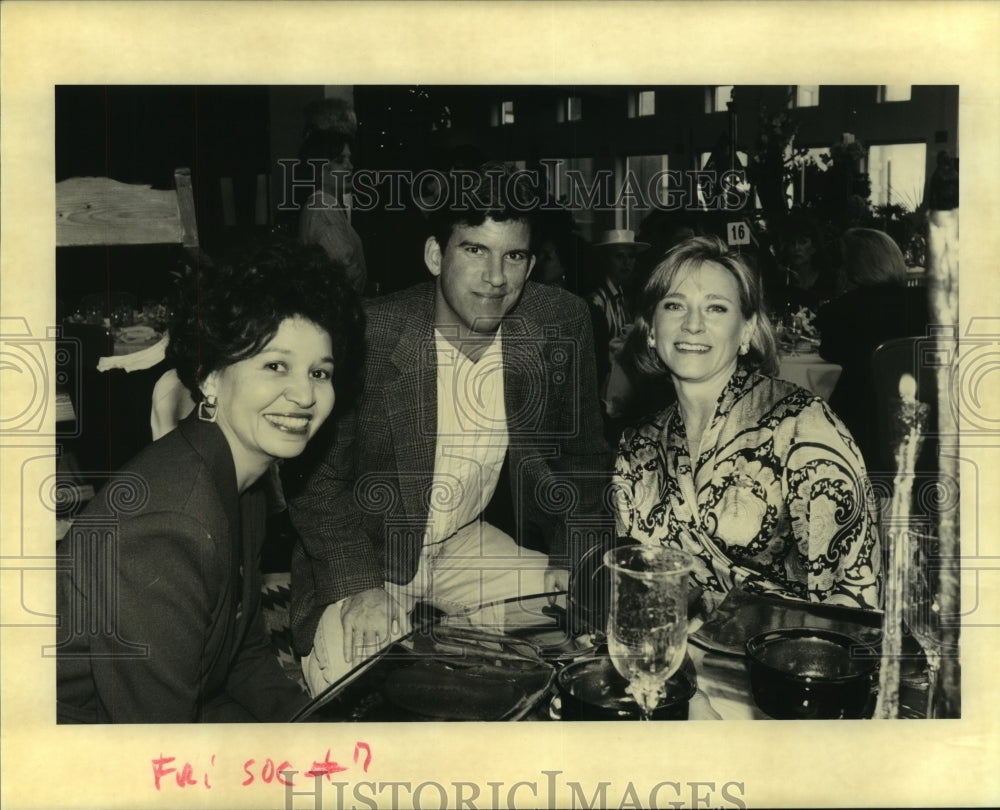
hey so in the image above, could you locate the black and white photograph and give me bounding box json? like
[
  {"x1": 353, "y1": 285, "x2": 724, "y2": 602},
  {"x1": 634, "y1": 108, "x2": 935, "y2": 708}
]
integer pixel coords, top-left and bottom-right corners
[{"x1": 2, "y1": 3, "x2": 998, "y2": 810}]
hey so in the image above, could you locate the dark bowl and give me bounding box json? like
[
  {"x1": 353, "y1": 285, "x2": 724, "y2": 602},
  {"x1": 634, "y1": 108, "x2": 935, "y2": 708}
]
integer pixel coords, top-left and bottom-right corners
[
  {"x1": 556, "y1": 655, "x2": 696, "y2": 721},
  {"x1": 745, "y1": 628, "x2": 878, "y2": 719}
]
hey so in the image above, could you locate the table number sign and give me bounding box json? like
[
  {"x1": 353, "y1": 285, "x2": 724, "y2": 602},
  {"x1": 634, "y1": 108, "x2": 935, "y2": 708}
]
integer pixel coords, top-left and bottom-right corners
[{"x1": 726, "y1": 220, "x2": 751, "y2": 246}]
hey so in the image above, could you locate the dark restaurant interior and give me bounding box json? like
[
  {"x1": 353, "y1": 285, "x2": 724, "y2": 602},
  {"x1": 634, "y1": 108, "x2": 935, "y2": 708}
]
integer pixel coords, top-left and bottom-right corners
[{"x1": 53, "y1": 84, "x2": 960, "y2": 722}]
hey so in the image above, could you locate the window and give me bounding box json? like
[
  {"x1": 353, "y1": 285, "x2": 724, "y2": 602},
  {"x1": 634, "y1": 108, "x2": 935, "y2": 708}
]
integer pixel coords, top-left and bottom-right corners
[
  {"x1": 867, "y1": 143, "x2": 926, "y2": 208},
  {"x1": 706, "y1": 85, "x2": 734, "y2": 113},
  {"x1": 558, "y1": 96, "x2": 582, "y2": 123},
  {"x1": 791, "y1": 146, "x2": 830, "y2": 204},
  {"x1": 699, "y1": 150, "x2": 749, "y2": 172},
  {"x1": 698, "y1": 149, "x2": 750, "y2": 209},
  {"x1": 492, "y1": 100, "x2": 515, "y2": 126},
  {"x1": 703, "y1": 145, "x2": 828, "y2": 208},
  {"x1": 878, "y1": 85, "x2": 912, "y2": 103},
  {"x1": 624, "y1": 154, "x2": 670, "y2": 231},
  {"x1": 790, "y1": 85, "x2": 820, "y2": 108},
  {"x1": 628, "y1": 89, "x2": 656, "y2": 118}
]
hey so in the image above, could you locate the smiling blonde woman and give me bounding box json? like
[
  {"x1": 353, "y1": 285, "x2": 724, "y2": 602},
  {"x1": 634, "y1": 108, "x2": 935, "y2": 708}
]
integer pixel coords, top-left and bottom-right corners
[{"x1": 612, "y1": 235, "x2": 881, "y2": 611}]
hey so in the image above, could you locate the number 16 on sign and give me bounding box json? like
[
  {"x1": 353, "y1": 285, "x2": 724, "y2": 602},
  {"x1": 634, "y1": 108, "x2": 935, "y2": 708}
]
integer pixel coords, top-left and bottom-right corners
[{"x1": 727, "y1": 221, "x2": 751, "y2": 246}]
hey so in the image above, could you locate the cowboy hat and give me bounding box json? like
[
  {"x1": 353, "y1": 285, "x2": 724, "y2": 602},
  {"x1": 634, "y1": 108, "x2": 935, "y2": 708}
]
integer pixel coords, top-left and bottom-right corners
[{"x1": 591, "y1": 229, "x2": 649, "y2": 251}]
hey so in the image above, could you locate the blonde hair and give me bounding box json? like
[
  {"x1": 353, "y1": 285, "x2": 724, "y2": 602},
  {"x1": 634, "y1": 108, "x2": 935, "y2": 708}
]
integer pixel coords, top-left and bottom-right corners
[
  {"x1": 628, "y1": 235, "x2": 779, "y2": 378},
  {"x1": 841, "y1": 228, "x2": 908, "y2": 287}
]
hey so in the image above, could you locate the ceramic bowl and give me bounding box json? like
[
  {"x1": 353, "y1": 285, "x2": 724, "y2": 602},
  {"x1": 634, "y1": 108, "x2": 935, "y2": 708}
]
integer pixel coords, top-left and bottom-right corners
[{"x1": 745, "y1": 628, "x2": 878, "y2": 719}]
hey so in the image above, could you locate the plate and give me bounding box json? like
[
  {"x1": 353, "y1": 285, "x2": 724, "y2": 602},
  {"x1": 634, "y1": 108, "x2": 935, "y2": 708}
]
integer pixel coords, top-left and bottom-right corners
[
  {"x1": 115, "y1": 324, "x2": 159, "y2": 344},
  {"x1": 294, "y1": 625, "x2": 555, "y2": 722},
  {"x1": 689, "y1": 586, "x2": 883, "y2": 657}
]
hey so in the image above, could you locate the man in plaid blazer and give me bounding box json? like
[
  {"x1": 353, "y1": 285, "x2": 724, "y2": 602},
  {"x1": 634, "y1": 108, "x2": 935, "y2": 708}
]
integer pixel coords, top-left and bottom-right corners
[{"x1": 287, "y1": 165, "x2": 612, "y2": 695}]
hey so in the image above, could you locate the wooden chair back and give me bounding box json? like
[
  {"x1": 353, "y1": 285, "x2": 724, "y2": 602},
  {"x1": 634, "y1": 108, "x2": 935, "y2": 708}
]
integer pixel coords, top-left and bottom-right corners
[
  {"x1": 55, "y1": 169, "x2": 199, "y2": 492},
  {"x1": 56, "y1": 168, "x2": 198, "y2": 248}
]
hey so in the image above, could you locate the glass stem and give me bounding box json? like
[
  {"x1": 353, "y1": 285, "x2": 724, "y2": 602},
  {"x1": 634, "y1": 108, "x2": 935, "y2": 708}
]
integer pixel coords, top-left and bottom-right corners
[{"x1": 925, "y1": 654, "x2": 940, "y2": 720}]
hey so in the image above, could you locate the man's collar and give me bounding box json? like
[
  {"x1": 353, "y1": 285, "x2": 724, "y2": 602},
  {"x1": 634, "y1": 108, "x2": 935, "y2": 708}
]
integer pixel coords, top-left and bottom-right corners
[{"x1": 434, "y1": 324, "x2": 503, "y2": 364}]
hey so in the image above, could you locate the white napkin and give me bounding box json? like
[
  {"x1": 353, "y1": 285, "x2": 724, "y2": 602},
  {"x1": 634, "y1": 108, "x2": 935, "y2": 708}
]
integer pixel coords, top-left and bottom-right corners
[{"x1": 96, "y1": 334, "x2": 168, "y2": 373}]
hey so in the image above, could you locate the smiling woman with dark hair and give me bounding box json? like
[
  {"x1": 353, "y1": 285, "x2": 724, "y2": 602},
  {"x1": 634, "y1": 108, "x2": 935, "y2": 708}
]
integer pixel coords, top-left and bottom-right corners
[
  {"x1": 56, "y1": 239, "x2": 364, "y2": 723},
  {"x1": 613, "y1": 235, "x2": 882, "y2": 611}
]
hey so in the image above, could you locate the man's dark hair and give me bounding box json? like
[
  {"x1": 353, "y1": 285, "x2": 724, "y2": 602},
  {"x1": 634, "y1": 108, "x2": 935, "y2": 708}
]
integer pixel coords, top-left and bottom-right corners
[{"x1": 426, "y1": 161, "x2": 540, "y2": 249}]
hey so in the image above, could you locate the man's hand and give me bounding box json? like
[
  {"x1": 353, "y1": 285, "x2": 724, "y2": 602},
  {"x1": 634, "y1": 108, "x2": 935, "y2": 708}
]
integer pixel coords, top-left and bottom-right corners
[
  {"x1": 544, "y1": 566, "x2": 569, "y2": 606},
  {"x1": 340, "y1": 587, "x2": 401, "y2": 663}
]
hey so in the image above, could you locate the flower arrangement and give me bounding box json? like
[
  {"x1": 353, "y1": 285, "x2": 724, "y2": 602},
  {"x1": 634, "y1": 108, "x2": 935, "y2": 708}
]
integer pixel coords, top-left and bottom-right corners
[
  {"x1": 789, "y1": 305, "x2": 818, "y2": 339},
  {"x1": 825, "y1": 136, "x2": 866, "y2": 167},
  {"x1": 774, "y1": 306, "x2": 819, "y2": 351}
]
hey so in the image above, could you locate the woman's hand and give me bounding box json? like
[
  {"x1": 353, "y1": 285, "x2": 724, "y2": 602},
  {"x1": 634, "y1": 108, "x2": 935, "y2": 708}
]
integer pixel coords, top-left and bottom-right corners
[{"x1": 340, "y1": 587, "x2": 401, "y2": 664}]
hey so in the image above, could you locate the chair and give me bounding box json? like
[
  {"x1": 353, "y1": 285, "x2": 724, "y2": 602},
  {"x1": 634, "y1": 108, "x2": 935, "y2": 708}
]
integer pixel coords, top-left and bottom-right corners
[
  {"x1": 57, "y1": 168, "x2": 198, "y2": 249},
  {"x1": 56, "y1": 169, "x2": 200, "y2": 498}
]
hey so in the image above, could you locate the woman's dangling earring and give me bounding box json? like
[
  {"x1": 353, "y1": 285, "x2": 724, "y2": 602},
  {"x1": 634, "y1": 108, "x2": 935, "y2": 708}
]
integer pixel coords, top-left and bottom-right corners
[
  {"x1": 198, "y1": 394, "x2": 218, "y2": 423},
  {"x1": 647, "y1": 334, "x2": 656, "y2": 348},
  {"x1": 738, "y1": 341, "x2": 750, "y2": 356}
]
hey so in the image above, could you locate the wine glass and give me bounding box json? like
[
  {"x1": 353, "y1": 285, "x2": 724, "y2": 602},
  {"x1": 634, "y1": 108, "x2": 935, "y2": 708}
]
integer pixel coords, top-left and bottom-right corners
[
  {"x1": 904, "y1": 528, "x2": 945, "y2": 718},
  {"x1": 783, "y1": 308, "x2": 803, "y2": 355},
  {"x1": 604, "y1": 545, "x2": 694, "y2": 719}
]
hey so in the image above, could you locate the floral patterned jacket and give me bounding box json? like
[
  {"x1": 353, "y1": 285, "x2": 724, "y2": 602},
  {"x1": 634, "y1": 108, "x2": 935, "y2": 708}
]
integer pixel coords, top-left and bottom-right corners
[{"x1": 612, "y1": 367, "x2": 882, "y2": 610}]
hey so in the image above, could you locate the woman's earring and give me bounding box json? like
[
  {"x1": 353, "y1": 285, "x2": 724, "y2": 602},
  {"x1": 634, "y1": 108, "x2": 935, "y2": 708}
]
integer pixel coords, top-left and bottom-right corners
[
  {"x1": 647, "y1": 334, "x2": 656, "y2": 348},
  {"x1": 738, "y1": 341, "x2": 750, "y2": 356},
  {"x1": 198, "y1": 394, "x2": 218, "y2": 423}
]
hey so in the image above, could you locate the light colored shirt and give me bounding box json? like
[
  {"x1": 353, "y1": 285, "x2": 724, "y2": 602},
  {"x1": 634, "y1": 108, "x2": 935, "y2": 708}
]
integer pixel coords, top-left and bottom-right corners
[
  {"x1": 300, "y1": 190, "x2": 367, "y2": 295},
  {"x1": 150, "y1": 368, "x2": 195, "y2": 440},
  {"x1": 588, "y1": 278, "x2": 630, "y2": 339},
  {"x1": 425, "y1": 327, "x2": 508, "y2": 546}
]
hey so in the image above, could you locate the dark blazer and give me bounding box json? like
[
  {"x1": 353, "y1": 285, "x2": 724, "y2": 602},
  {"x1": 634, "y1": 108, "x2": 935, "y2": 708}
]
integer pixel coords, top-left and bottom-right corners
[
  {"x1": 286, "y1": 281, "x2": 612, "y2": 655},
  {"x1": 817, "y1": 284, "x2": 930, "y2": 472},
  {"x1": 56, "y1": 414, "x2": 307, "y2": 723}
]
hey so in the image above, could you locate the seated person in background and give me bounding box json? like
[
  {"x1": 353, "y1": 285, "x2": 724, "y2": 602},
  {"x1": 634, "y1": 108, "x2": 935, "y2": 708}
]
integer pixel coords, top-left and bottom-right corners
[
  {"x1": 285, "y1": 163, "x2": 612, "y2": 697},
  {"x1": 532, "y1": 206, "x2": 586, "y2": 294},
  {"x1": 297, "y1": 98, "x2": 367, "y2": 296},
  {"x1": 585, "y1": 229, "x2": 651, "y2": 436},
  {"x1": 817, "y1": 227, "x2": 930, "y2": 472},
  {"x1": 56, "y1": 240, "x2": 364, "y2": 722},
  {"x1": 613, "y1": 236, "x2": 882, "y2": 611},
  {"x1": 586, "y1": 228, "x2": 648, "y2": 341},
  {"x1": 770, "y1": 213, "x2": 837, "y2": 314}
]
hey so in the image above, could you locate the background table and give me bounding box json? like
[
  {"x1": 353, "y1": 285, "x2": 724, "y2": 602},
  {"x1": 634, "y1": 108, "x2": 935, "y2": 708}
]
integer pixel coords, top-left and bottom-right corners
[{"x1": 778, "y1": 351, "x2": 842, "y2": 400}]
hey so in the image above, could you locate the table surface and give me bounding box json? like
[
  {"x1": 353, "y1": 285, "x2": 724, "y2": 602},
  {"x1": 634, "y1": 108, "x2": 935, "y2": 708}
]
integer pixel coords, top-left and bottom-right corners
[
  {"x1": 778, "y1": 350, "x2": 842, "y2": 400},
  {"x1": 295, "y1": 594, "x2": 930, "y2": 722}
]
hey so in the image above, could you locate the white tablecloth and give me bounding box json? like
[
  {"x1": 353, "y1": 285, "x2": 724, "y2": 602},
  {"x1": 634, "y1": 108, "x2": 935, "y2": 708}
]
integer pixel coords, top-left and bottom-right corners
[{"x1": 778, "y1": 351, "x2": 841, "y2": 400}]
